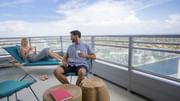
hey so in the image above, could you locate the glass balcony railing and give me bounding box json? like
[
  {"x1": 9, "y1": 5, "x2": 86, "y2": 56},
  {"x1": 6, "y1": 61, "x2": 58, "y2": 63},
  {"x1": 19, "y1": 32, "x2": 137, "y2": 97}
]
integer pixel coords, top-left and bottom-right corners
[
  {"x1": 132, "y1": 36, "x2": 180, "y2": 79},
  {"x1": 95, "y1": 36, "x2": 129, "y2": 66},
  {"x1": 0, "y1": 35, "x2": 180, "y2": 81}
]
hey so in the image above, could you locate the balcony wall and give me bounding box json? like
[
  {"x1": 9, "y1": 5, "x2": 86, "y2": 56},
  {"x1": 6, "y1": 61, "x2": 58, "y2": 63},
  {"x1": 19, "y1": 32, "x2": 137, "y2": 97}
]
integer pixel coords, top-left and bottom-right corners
[
  {"x1": 93, "y1": 60, "x2": 129, "y2": 88},
  {"x1": 131, "y1": 70, "x2": 180, "y2": 101},
  {"x1": 92, "y1": 60, "x2": 180, "y2": 101}
]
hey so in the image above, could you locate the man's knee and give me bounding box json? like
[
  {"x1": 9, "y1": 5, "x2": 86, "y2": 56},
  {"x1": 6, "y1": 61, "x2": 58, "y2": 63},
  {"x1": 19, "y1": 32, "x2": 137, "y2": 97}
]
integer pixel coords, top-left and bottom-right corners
[
  {"x1": 78, "y1": 67, "x2": 86, "y2": 76},
  {"x1": 53, "y1": 67, "x2": 64, "y2": 76}
]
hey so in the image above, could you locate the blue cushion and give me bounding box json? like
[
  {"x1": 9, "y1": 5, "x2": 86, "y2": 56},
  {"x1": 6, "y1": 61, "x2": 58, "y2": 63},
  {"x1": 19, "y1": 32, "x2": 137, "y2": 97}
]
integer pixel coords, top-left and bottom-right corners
[
  {"x1": 24, "y1": 59, "x2": 60, "y2": 66},
  {"x1": 0, "y1": 80, "x2": 32, "y2": 98},
  {"x1": 16, "y1": 45, "x2": 22, "y2": 58},
  {"x1": 65, "y1": 72, "x2": 76, "y2": 76},
  {"x1": 3, "y1": 46, "x2": 25, "y2": 63},
  {"x1": 58, "y1": 51, "x2": 65, "y2": 56},
  {"x1": 4, "y1": 45, "x2": 61, "y2": 66}
]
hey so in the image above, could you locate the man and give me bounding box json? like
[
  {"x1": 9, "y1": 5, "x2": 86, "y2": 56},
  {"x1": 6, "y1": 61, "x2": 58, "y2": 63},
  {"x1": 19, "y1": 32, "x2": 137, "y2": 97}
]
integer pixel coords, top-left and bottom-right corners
[{"x1": 54, "y1": 30, "x2": 96, "y2": 86}]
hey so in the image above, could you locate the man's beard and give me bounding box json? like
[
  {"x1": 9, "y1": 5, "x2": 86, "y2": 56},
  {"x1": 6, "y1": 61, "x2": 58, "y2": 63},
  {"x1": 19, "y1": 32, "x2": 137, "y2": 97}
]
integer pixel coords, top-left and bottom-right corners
[{"x1": 72, "y1": 40, "x2": 75, "y2": 43}]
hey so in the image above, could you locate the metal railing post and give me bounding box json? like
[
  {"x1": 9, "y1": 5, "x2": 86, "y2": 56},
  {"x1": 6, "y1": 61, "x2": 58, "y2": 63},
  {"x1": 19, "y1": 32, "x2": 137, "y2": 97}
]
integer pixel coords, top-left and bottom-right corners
[
  {"x1": 128, "y1": 36, "x2": 133, "y2": 91},
  {"x1": 60, "y1": 36, "x2": 63, "y2": 52},
  {"x1": 28, "y1": 37, "x2": 32, "y2": 47},
  {"x1": 91, "y1": 36, "x2": 95, "y2": 51}
]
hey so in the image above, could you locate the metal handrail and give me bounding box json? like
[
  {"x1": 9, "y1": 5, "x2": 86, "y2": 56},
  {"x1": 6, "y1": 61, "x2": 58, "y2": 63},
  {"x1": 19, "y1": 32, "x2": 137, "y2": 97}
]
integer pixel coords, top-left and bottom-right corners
[{"x1": 1, "y1": 35, "x2": 180, "y2": 82}]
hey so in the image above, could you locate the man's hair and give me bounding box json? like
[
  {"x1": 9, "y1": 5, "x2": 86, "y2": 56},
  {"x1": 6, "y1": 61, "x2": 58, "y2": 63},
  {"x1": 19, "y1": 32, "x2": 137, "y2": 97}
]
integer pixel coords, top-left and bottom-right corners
[{"x1": 70, "y1": 30, "x2": 81, "y2": 38}]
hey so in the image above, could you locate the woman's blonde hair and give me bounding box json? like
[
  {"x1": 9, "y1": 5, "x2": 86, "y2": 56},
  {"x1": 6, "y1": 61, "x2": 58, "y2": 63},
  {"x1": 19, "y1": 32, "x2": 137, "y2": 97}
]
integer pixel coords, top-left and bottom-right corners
[{"x1": 21, "y1": 38, "x2": 28, "y2": 46}]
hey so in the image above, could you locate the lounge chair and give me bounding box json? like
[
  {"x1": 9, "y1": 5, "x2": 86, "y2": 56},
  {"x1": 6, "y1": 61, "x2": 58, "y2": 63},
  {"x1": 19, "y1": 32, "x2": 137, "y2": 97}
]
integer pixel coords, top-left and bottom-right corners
[
  {"x1": 3, "y1": 45, "x2": 61, "y2": 66},
  {"x1": 0, "y1": 67, "x2": 39, "y2": 101}
]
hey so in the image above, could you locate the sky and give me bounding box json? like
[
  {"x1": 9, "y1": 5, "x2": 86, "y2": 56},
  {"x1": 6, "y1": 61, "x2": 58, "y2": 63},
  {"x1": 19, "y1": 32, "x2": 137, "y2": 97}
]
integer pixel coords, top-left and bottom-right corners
[{"x1": 0, "y1": 0, "x2": 180, "y2": 37}]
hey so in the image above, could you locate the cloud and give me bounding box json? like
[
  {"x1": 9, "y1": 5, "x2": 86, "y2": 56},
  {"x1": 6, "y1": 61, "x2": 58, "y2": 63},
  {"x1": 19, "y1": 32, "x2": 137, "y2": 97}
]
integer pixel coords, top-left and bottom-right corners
[
  {"x1": 128, "y1": 0, "x2": 172, "y2": 11},
  {"x1": 0, "y1": 0, "x2": 179, "y2": 37},
  {"x1": 57, "y1": 0, "x2": 140, "y2": 25},
  {"x1": 0, "y1": 21, "x2": 31, "y2": 37},
  {"x1": 166, "y1": 14, "x2": 180, "y2": 24},
  {"x1": 56, "y1": 0, "x2": 174, "y2": 25},
  {"x1": 54, "y1": 0, "x2": 180, "y2": 35},
  {"x1": 0, "y1": 20, "x2": 74, "y2": 37}
]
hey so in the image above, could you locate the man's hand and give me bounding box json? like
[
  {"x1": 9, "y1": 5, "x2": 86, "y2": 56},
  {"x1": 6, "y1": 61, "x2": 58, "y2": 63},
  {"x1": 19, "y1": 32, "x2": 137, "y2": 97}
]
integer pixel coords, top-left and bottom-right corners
[
  {"x1": 78, "y1": 53, "x2": 87, "y2": 58},
  {"x1": 79, "y1": 53, "x2": 96, "y2": 59}
]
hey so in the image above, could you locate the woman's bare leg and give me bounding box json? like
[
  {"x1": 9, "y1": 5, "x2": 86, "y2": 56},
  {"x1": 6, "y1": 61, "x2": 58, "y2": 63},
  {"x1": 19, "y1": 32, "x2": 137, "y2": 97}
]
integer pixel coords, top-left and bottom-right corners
[
  {"x1": 51, "y1": 52, "x2": 63, "y2": 60},
  {"x1": 48, "y1": 51, "x2": 63, "y2": 61}
]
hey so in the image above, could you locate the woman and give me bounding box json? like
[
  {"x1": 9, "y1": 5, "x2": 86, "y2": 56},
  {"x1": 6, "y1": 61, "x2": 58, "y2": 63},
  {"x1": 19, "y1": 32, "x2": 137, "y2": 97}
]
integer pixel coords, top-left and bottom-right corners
[{"x1": 20, "y1": 38, "x2": 63, "y2": 62}]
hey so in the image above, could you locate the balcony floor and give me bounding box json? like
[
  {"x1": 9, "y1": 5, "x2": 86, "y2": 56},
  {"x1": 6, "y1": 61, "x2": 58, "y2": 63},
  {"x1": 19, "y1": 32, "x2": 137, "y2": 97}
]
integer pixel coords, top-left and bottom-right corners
[{"x1": 0, "y1": 66, "x2": 147, "y2": 101}]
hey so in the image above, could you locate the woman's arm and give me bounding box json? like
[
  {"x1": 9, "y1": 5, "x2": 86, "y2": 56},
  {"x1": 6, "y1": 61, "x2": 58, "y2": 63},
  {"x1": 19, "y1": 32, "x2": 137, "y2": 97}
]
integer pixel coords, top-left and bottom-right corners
[
  {"x1": 20, "y1": 47, "x2": 33, "y2": 61},
  {"x1": 20, "y1": 47, "x2": 28, "y2": 61}
]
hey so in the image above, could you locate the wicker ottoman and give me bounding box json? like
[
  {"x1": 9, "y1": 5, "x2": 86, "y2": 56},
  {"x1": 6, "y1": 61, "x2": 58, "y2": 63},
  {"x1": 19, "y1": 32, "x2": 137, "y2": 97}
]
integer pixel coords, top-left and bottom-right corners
[
  {"x1": 80, "y1": 77, "x2": 110, "y2": 101},
  {"x1": 43, "y1": 84, "x2": 82, "y2": 101}
]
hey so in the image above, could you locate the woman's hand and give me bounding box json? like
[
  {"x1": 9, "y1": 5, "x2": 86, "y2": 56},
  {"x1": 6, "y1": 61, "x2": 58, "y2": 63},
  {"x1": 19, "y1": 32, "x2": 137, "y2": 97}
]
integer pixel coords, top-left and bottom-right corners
[
  {"x1": 33, "y1": 47, "x2": 37, "y2": 54},
  {"x1": 29, "y1": 47, "x2": 36, "y2": 54},
  {"x1": 29, "y1": 47, "x2": 33, "y2": 51}
]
